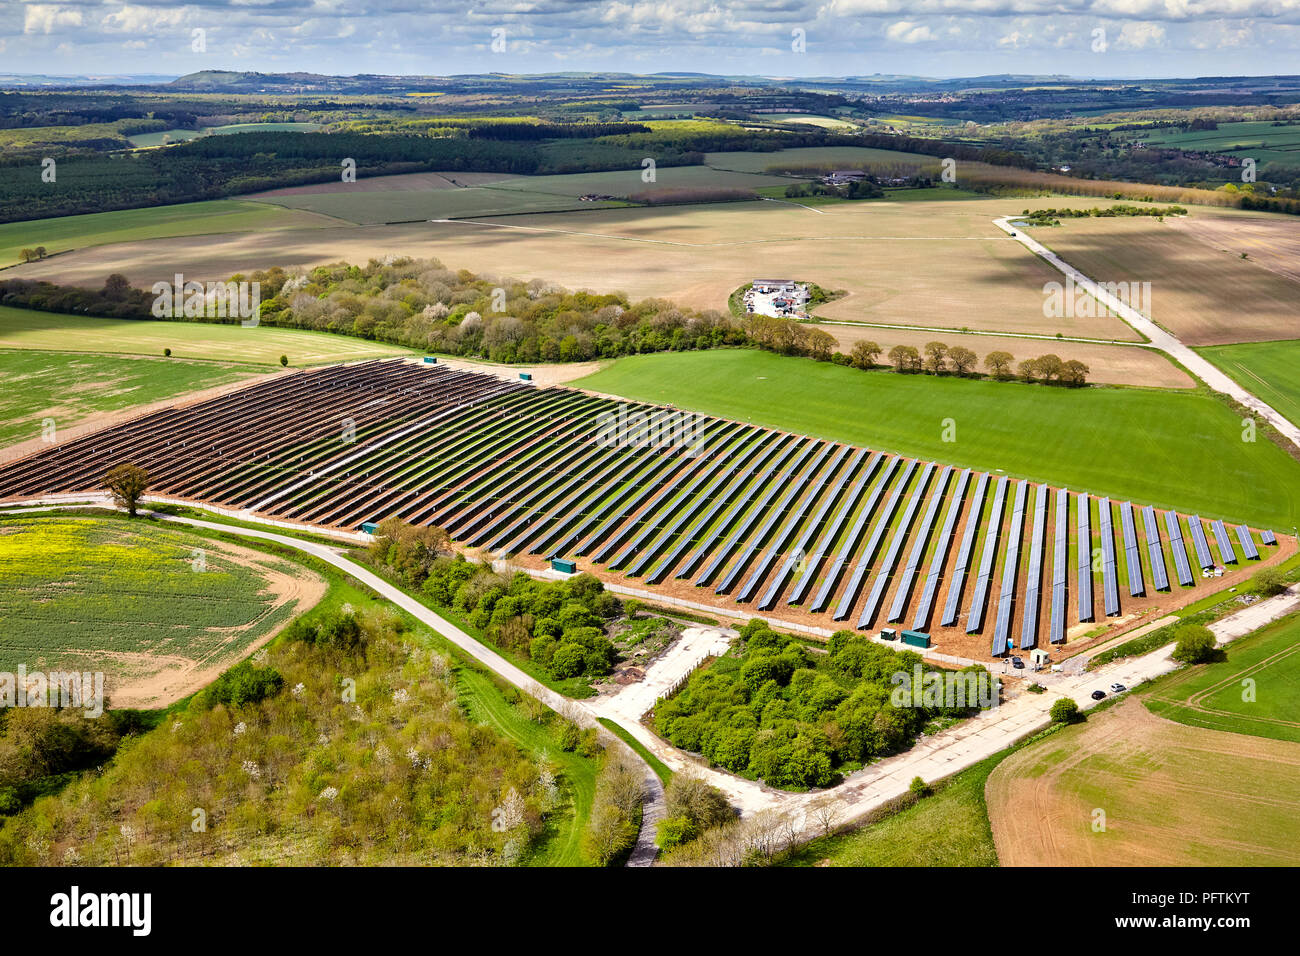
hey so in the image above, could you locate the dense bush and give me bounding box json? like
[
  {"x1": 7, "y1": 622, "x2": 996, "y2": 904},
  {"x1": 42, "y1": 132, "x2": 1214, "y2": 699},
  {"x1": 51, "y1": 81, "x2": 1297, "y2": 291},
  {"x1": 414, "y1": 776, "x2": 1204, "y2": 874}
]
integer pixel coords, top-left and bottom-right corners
[
  {"x1": 1171, "y1": 624, "x2": 1220, "y2": 664},
  {"x1": 653, "y1": 620, "x2": 992, "y2": 789}
]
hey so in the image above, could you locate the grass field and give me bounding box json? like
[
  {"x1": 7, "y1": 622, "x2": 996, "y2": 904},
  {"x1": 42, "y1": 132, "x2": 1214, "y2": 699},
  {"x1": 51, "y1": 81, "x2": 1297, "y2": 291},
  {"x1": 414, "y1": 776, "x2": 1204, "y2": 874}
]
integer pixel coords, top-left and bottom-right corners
[
  {"x1": 575, "y1": 349, "x2": 1300, "y2": 529},
  {"x1": 0, "y1": 200, "x2": 333, "y2": 268},
  {"x1": 0, "y1": 516, "x2": 323, "y2": 706},
  {"x1": 987, "y1": 698, "x2": 1300, "y2": 865},
  {"x1": 0, "y1": 350, "x2": 262, "y2": 447},
  {"x1": 0, "y1": 306, "x2": 415, "y2": 365},
  {"x1": 1137, "y1": 120, "x2": 1300, "y2": 167},
  {"x1": 783, "y1": 748, "x2": 1005, "y2": 866},
  {"x1": 1145, "y1": 612, "x2": 1300, "y2": 742},
  {"x1": 703, "y1": 145, "x2": 930, "y2": 172},
  {"x1": 128, "y1": 121, "x2": 323, "y2": 147},
  {"x1": 1198, "y1": 338, "x2": 1300, "y2": 429}
]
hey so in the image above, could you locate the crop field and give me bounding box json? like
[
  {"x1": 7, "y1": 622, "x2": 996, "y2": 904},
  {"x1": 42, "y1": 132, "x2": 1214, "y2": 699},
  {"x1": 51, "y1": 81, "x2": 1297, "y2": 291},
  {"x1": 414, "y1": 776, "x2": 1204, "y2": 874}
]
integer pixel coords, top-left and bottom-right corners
[
  {"x1": 816, "y1": 322, "x2": 1192, "y2": 389},
  {"x1": 1145, "y1": 613, "x2": 1300, "y2": 742},
  {"x1": 0, "y1": 350, "x2": 263, "y2": 449},
  {"x1": 1167, "y1": 208, "x2": 1300, "y2": 284},
  {"x1": 1198, "y1": 338, "x2": 1300, "y2": 429},
  {"x1": 703, "y1": 145, "x2": 931, "y2": 172},
  {"x1": 253, "y1": 165, "x2": 796, "y2": 224},
  {"x1": 127, "y1": 121, "x2": 325, "y2": 148},
  {"x1": 0, "y1": 199, "x2": 335, "y2": 268},
  {"x1": 1136, "y1": 120, "x2": 1300, "y2": 166},
  {"x1": 577, "y1": 350, "x2": 1300, "y2": 530},
  {"x1": 0, "y1": 516, "x2": 325, "y2": 707},
  {"x1": 987, "y1": 699, "x2": 1300, "y2": 865},
  {"x1": 1024, "y1": 210, "x2": 1300, "y2": 345},
  {"x1": 0, "y1": 305, "x2": 415, "y2": 365},
  {"x1": 0, "y1": 359, "x2": 1283, "y2": 662}
]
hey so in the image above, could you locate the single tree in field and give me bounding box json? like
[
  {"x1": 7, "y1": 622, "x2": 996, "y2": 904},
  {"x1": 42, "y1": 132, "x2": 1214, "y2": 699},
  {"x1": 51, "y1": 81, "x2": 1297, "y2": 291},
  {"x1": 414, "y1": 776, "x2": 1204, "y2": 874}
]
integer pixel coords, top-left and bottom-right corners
[
  {"x1": 279, "y1": 355, "x2": 289, "y2": 367},
  {"x1": 104, "y1": 463, "x2": 149, "y2": 517},
  {"x1": 34, "y1": 246, "x2": 47, "y2": 260},
  {"x1": 984, "y1": 350, "x2": 1014, "y2": 380},
  {"x1": 947, "y1": 346, "x2": 977, "y2": 376},
  {"x1": 18, "y1": 248, "x2": 34, "y2": 263},
  {"x1": 1171, "y1": 624, "x2": 1219, "y2": 664},
  {"x1": 849, "y1": 340, "x2": 882, "y2": 370},
  {"x1": 923, "y1": 341, "x2": 949, "y2": 374}
]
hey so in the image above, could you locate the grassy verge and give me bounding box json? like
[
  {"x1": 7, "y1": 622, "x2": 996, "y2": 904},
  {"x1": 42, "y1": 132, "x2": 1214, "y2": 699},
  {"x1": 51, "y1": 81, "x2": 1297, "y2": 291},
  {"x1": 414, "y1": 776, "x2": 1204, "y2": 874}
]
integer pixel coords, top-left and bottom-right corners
[{"x1": 597, "y1": 718, "x2": 673, "y2": 786}]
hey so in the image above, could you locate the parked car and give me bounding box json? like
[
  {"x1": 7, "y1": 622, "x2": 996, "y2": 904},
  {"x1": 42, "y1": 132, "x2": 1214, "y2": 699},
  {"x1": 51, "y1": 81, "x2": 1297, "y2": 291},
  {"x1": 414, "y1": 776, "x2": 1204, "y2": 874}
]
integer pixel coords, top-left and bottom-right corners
[
  {"x1": 1010, "y1": 656, "x2": 1025, "y2": 669},
  {"x1": 1091, "y1": 690, "x2": 1107, "y2": 700},
  {"x1": 1109, "y1": 683, "x2": 1127, "y2": 694}
]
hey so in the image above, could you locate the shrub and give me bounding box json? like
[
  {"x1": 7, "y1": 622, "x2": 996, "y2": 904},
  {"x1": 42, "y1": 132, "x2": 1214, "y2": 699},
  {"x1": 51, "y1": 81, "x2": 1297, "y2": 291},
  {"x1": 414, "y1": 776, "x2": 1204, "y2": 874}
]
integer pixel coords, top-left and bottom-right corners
[
  {"x1": 1171, "y1": 624, "x2": 1219, "y2": 664},
  {"x1": 1252, "y1": 566, "x2": 1289, "y2": 597},
  {"x1": 1050, "y1": 698, "x2": 1080, "y2": 724},
  {"x1": 200, "y1": 660, "x2": 284, "y2": 708}
]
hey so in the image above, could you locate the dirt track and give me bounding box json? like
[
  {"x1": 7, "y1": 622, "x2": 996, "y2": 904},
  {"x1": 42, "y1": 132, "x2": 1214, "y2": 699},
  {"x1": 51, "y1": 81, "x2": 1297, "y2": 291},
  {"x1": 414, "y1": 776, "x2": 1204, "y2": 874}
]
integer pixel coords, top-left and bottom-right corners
[{"x1": 986, "y1": 697, "x2": 1300, "y2": 866}]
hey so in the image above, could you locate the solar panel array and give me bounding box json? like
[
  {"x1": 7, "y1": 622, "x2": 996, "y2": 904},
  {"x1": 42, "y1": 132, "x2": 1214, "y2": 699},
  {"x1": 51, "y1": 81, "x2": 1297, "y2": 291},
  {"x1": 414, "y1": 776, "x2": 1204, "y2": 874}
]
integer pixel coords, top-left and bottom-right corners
[
  {"x1": 0, "y1": 357, "x2": 1278, "y2": 660},
  {"x1": 1261, "y1": 529, "x2": 1278, "y2": 546},
  {"x1": 1211, "y1": 519, "x2": 1238, "y2": 565},
  {"x1": 1189, "y1": 516, "x2": 1215, "y2": 570}
]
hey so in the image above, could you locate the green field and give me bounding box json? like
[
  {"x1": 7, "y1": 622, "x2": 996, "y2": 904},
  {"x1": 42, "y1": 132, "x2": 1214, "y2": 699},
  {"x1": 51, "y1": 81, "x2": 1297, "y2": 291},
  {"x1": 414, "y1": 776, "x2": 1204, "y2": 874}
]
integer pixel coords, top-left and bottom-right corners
[
  {"x1": 128, "y1": 121, "x2": 324, "y2": 147},
  {"x1": 783, "y1": 746, "x2": 1006, "y2": 866},
  {"x1": 576, "y1": 350, "x2": 1300, "y2": 529},
  {"x1": 0, "y1": 350, "x2": 261, "y2": 447},
  {"x1": 0, "y1": 306, "x2": 415, "y2": 365},
  {"x1": 1145, "y1": 612, "x2": 1300, "y2": 742},
  {"x1": 1137, "y1": 120, "x2": 1300, "y2": 167},
  {"x1": 1198, "y1": 339, "x2": 1300, "y2": 432},
  {"x1": 0, "y1": 516, "x2": 307, "y2": 676},
  {"x1": 0, "y1": 199, "x2": 330, "y2": 267}
]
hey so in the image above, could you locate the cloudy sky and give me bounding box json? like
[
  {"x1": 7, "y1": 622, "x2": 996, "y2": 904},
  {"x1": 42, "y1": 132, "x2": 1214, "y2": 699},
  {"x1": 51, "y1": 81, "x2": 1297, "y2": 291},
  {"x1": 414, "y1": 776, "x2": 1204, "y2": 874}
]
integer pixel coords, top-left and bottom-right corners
[{"x1": 4, "y1": 0, "x2": 1297, "y2": 79}]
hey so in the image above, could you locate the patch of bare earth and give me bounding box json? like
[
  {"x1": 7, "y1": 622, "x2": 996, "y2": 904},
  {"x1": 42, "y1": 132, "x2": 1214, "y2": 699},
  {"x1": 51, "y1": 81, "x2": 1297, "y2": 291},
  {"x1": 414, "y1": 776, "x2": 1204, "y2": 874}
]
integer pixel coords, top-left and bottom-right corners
[{"x1": 986, "y1": 698, "x2": 1300, "y2": 866}]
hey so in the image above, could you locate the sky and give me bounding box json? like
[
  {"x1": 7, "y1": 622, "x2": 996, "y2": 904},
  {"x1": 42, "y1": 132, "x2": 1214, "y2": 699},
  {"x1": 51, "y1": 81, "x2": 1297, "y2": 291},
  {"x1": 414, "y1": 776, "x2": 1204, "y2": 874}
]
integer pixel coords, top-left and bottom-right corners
[{"x1": 3, "y1": 0, "x2": 1297, "y2": 80}]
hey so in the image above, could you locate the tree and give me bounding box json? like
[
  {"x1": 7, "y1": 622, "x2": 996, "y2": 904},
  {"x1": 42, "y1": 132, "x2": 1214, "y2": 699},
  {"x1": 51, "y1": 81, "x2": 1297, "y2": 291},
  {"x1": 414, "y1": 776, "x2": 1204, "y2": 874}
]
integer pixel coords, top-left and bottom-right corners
[
  {"x1": 1018, "y1": 357, "x2": 1041, "y2": 382},
  {"x1": 805, "y1": 328, "x2": 836, "y2": 362},
  {"x1": 985, "y1": 351, "x2": 1014, "y2": 380},
  {"x1": 887, "y1": 344, "x2": 921, "y2": 373},
  {"x1": 948, "y1": 346, "x2": 977, "y2": 376},
  {"x1": 1171, "y1": 624, "x2": 1218, "y2": 664},
  {"x1": 34, "y1": 246, "x2": 47, "y2": 260},
  {"x1": 1036, "y1": 353, "x2": 1063, "y2": 383},
  {"x1": 923, "y1": 341, "x2": 949, "y2": 374},
  {"x1": 1252, "y1": 566, "x2": 1288, "y2": 597},
  {"x1": 104, "y1": 463, "x2": 149, "y2": 517},
  {"x1": 279, "y1": 355, "x2": 289, "y2": 367},
  {"x1": 102, "y1": 273, "x2": 132, "y2": 301},
  {"x1": 18, "y1": 248, "x2": 34, "y2": 263},
  {"x1": 849, "y1": 340, "x2": 881, "y2": 370},
  {"x1": 163, "y1": 348, "x2": 171, "y2": 357},
  {"x1": 1050, "y1": 698, "x2": 1080, "y2": 724},
  {"x1": 583, "y1": 803, "x2": 637, "y2": 866},
  {"x1": 1060, "y1": 359, "x2": 1090, "y2": 387}
]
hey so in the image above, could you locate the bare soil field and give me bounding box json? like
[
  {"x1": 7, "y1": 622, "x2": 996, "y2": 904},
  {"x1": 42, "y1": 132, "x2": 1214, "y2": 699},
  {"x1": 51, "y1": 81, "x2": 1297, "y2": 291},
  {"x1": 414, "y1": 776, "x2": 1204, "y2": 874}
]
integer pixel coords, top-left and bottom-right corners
[
  {"x1": 1026, "y1": 209, "x2": 1300, "y2": 346},
  {"x1": 815, "y1": 323, "x2": 1192, "y2": 388},
  {"x1": 9, "y1": 196, "x2": 1143, "y2": 344},
  {"x1": 1167, "y1": 207, "x2": 1300, "y2": 284},
  {"x1": 987, "y1": 698, "x2": 1300, "y2": 865}
]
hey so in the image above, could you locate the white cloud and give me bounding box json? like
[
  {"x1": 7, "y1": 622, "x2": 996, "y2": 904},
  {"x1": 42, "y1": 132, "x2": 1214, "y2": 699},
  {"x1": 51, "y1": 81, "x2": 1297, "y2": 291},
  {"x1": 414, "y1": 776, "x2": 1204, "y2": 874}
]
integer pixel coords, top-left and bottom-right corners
[
  {"x1": 885, "y1": 19, "x2": 935, "y2": 41},
  {"x1": 23, "y1": 5, "x2": 84, "y2": 35}
]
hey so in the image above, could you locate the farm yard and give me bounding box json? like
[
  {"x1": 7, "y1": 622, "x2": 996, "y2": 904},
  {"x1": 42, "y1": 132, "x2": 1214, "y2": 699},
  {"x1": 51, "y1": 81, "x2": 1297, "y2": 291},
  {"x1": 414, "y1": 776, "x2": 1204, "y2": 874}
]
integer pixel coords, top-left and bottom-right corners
[
  {"x1": 0, "y1": 359, "x2": 1287, "y2": 663},
  {"x1": 986, "y1": 698, "x2": 1300, "y2": 866},
  {"x1": 0, "y1": 515, "x2": 325, "y2": 707}
]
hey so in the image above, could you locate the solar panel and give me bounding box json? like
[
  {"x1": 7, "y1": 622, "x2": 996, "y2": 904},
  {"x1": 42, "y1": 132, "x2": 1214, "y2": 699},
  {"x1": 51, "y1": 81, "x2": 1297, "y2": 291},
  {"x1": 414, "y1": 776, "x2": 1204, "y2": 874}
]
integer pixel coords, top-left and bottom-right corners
[
  {"x1": 833, "y1": 459, "x2": 918, "y2": 621},
  {"x1": 913, "y1": 469, "x2": 972, "y2": 630},
  {"x1": 1120, "y1": 501, "x2": 1145, "y2": 597},
  {"x1": 1188, "y1": 515, "x2": 1215, "y2": 570},
  {"x1": 1164, "y1": 512, "x2": 1194, "y2": 587},
  {"x1": 1049, "y1": 487, "x2": 1068, "y2": 644},
  {"x1": 858, "y1": 463, "x2": 939, "y2": 628},
  {"x1": 886, "y1": 466, "x2": 951, "y2": 624},
  {"x1": 1077, "y1": 492, "x2": 1094, "y2": 621},
  {"x1": 966, "y1": 475, "x2": 1009, "y2": 634},
  {"x1": 1236, "y1": 525, "x2": 1260, "y2": 561},
  {"x1": 1261, "y1": 529, "x2": 1277, "y2": 546},
  {"x1": 1141, "y1": 505, "x2": 1170, "y2": 592},
  {"x1": 785, "y1": 450, "x2": 882, "y2": 606},
  {"x1": 1210, "y1": 519, "x2": 1238, "y2": 565},
  {"x1": 1098, "y1": 497, "x2": 1120, "y2": 616},
  {"x1": 991, "y1": 480, "x2": 1029, "y2": 656},
  {"x1": 940, "y1": 472, "x2": 989, "y2": 627},
  {"x1": 808, "y1": 455, "x2": 901, "y2": 613},
  {"x1": 1019, "y1": 483, "x2": 1049, "y2": 650}
]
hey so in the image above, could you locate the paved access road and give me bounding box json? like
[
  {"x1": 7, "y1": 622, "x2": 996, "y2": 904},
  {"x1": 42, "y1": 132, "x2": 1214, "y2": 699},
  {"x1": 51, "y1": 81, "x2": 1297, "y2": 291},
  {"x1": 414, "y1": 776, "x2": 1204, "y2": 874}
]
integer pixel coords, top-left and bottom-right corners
[{"x1": 995, "y1": 216, "x2": 1300, "y2": 449}]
